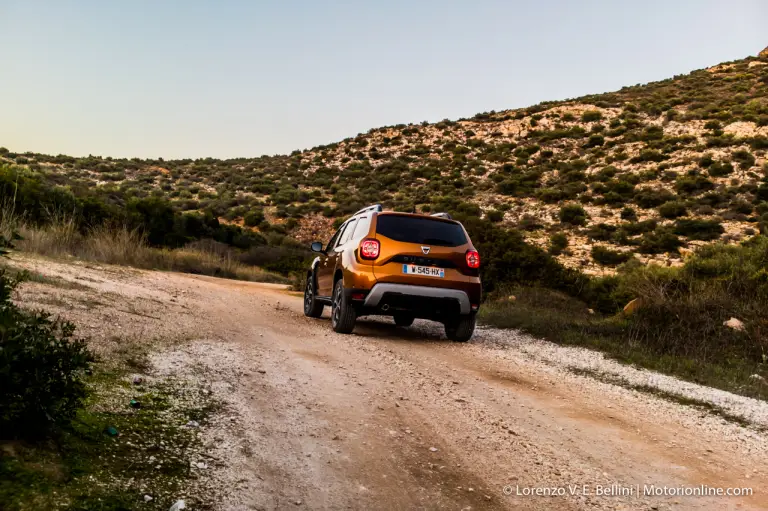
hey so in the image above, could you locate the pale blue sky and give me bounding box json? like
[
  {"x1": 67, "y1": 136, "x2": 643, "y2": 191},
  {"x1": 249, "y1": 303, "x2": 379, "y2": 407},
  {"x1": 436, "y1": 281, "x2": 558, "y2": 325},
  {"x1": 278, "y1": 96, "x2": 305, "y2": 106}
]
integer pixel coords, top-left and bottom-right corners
[{"x1": 1, "y1": 1, "x2": 766, "y2": 159}]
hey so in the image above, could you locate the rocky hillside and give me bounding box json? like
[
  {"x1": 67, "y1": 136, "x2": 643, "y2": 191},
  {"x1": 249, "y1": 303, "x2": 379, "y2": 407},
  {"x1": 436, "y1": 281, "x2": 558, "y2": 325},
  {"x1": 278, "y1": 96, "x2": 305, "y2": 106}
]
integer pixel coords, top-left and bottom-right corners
[{"x1": 2, "y1": 48, "x2": 768, "y2": 274}]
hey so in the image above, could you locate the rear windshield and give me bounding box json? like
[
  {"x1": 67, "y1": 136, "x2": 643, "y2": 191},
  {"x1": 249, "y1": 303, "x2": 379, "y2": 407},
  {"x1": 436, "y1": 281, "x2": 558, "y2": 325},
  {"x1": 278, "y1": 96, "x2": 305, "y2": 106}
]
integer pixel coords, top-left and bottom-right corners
[{"x1": 376, "y1": 215, "x2": 467, "y2": 247}]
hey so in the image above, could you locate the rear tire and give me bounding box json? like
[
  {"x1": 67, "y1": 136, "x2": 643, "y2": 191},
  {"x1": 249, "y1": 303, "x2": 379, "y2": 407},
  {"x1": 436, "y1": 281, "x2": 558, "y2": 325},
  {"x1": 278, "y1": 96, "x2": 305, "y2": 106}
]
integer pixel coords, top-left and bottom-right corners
[
  {"x1": 303, "y1": 273, "x2": 324, "y2": 318},
  {"x1": 444, "y1": 313, "x2": 475, "y2": 342},
  {"x1": 331, "y1": 279, "x2": 356, "y2": 334},
  {"x1": 393, "y1": 314, "x2": 415, "y2": 327}
]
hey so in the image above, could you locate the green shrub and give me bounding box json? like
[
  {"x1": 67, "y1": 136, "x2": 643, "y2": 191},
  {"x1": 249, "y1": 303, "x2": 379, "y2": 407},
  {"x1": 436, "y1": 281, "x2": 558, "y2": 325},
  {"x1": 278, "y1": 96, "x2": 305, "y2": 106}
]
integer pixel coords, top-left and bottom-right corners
[
  {"x1": 730, "y1": 199, "x2": 753, "y2": 215},
  {"x1": 630, "y1": 150, "x2": 667, "y2": 163},
  {"x1": 638, "y1": 226, "x2": 683, "y2": 254},
  {"x1": 243, "y1": 209, "x2": 265, "y2": 227},
  {"x1": 587, "y1": 223, "x2": 618, "y2": 241},
  {"x1": 707, "y1": 161, "x2": 734, "y2": 177},
  {"x1": 549, "y1": 232, "x2": 569, "y2": 255},
  {"x1": 620, "y1": 207, "x2": 637, "y2": 220},
  {"x1": 675, "y1": 174, "x2": 714, "y2": 195},
  {"x1": 581, "y1": 110, "x2": 603, "y2": 122},
  {"x1": 732, "y1": 149, "x2": 755, "y2": 170},
  {"x1": 704, "y1": 120, "x2": 722, "y2": 130},
  {"x1": 593, "y1": 166, "x2": 618, "y2": 182},
  {"x1": 756, "y1": 185, "x2": 768, "y2": 203},
  {"x1": 536, "y1": 187, "x2": 566, "y2": 203},
  {"x1": 591, "y1": 246, "x2": 632, "y2": 266},
  {"x1": 658, "y1": 200, "x2": 688, "y2": 219},
  {"x1": 621, "y1": 219, "x2": 658, "y2": 235},
  {"x1": 634, "y1": 187, "x2": 675, "y2": 208},
  {"x1": 584, "y1": 134, "x2": 604, "y2": 148},
  {"x1": 486, "y1": 209, "x2": 504, "y2": 222},
  {"x1": 559, "y1": 203, "x2": 588, "y2": 226},
  {"x1": 517, "y1": 214, "x2": 542, "y2": 231},
  {"x1": 698, "y1": 154, "x2": 714, "y2": 168},
  {"x1": 0, "y1": 272, "x2": 94, "y2": 439},
  {"x1": 698, "y1": 192, "x2": 728, "y2": 209},
  {"x1": 641, "y1": 125, "x2": 664, "y2": 141},
  {"x1": 674, "y1": 219, "x2": 724, "y2": 241}
]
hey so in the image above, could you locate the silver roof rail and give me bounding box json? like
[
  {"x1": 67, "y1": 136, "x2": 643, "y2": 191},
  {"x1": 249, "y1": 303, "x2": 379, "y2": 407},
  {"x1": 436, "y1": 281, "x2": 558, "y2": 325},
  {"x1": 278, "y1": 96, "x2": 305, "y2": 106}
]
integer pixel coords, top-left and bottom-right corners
[
  {"x1": 430, "y1": 212, "x2": 453, "y2": 220},
  {"x1": 352, "y1": 204, "x2": 383, "y2": 217}
]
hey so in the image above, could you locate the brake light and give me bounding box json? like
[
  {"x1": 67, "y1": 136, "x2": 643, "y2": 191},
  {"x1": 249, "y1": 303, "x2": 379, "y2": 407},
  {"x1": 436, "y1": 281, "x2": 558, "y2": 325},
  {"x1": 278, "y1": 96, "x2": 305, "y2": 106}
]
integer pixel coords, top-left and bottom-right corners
[
  {"x1": 360, "y1": 239, "x2": 380, "y2": 259},
  {"x1": 465, "y1": 249, "x2": 480, "y2": 269}
]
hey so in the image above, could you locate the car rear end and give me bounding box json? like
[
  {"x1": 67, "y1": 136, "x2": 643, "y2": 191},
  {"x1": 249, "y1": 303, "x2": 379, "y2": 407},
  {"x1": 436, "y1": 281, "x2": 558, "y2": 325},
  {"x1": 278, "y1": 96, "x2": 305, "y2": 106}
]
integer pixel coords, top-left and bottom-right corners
[{"x1": 354, "y1": 212, "x2": 481, "y2": 322}]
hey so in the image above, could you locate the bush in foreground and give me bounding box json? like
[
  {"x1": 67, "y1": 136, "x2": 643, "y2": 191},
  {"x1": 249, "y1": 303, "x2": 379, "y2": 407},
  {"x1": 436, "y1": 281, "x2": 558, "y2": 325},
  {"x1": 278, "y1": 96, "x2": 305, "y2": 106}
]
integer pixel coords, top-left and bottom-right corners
[
  {"x1": 622, "y1": 237, "x2": 768, "y2": 364},
  {"x1": 0, "y1": 270, "x2": 94, "y2": 439}
]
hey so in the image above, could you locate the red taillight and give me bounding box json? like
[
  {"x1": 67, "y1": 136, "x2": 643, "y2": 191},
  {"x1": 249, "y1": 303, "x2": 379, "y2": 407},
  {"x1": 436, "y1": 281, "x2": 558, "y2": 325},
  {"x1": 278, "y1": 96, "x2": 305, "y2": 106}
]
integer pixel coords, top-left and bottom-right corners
[
  {"x1": 360, "y1": 239, "x2": 380, "y2": 260},
  {"x1": 466, "y1": 249, "x2": 480, "y2": 269}
]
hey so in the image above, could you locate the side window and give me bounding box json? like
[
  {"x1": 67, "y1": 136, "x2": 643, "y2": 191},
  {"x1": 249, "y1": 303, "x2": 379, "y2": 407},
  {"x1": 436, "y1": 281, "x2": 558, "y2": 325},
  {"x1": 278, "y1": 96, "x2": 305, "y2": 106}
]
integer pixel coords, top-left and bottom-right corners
[
  {"x1": 325, "y1": 227, "x2": 343, "y2": 252},
  {"x1": 330, "y1": 221, "x2": 350, "y2": 251},
  {"x1": 351, "y1": 215, "x2": 371, "y2": 241},
  {"x1": 339, "y1": 219, "x2": 358, "y2": 246}
]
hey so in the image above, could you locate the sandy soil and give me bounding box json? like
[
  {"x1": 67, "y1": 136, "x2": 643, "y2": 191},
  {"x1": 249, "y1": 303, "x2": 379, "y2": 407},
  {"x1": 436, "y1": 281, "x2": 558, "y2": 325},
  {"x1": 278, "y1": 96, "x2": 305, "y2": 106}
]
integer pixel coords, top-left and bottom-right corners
[{"x1": 10, "y1": 255, "x2": 768, "y2": 511}]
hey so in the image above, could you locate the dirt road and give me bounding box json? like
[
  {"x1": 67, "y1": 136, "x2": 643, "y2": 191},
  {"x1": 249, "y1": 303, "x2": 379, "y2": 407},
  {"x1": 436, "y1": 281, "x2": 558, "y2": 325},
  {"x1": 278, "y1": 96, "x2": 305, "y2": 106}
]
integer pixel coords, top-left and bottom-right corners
[{"x1": 13, "y1": 257, "x2": 768, "y2": 510}]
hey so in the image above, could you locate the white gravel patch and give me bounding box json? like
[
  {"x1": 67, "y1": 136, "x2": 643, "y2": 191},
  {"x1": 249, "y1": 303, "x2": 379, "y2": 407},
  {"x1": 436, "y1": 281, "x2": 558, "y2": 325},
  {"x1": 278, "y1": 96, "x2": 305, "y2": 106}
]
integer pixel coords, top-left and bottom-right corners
[
  {"x1": 474, "y1": 326, "x2": 768, "y2": 429},
  {"x1": 150, "y1": 339, "x2": 256, "y2": 510}
]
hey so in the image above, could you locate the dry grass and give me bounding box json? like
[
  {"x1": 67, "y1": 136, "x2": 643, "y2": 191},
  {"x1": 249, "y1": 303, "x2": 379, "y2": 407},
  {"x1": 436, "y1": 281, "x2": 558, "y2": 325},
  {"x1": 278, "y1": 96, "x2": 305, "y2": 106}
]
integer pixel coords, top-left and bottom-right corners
[{"x1": 0, "y1": 208, "x2": 286, "y2": 283}]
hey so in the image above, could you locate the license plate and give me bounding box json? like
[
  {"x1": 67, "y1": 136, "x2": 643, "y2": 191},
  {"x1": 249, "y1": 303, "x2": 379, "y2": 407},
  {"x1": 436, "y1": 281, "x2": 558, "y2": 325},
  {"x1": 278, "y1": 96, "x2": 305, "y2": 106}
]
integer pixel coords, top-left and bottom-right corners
[{"x1": 402, "y1": 264, "x2": 444, "y2": 278}]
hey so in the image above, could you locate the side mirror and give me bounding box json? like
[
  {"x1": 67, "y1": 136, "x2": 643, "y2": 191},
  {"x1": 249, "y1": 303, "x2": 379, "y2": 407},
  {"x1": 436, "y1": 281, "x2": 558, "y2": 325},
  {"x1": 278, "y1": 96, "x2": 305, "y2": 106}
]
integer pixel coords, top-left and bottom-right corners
[{"x1": 311, "y1": 241, "x2": 324, "y2": 253}]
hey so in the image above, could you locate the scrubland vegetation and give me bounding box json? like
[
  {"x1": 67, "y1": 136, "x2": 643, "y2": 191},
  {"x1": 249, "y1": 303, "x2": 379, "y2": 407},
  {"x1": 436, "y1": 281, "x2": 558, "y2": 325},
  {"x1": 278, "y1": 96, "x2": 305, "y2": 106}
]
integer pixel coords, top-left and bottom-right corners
[
  {"x1": 0, "y1": 165, "x2": 297, "y2": 281},
  {"x1": 2, "y1": 54, "x2": 768, "y2": 273},
  {"x1": 480, "y1": 236, "x2": 768, "y2": 399}
]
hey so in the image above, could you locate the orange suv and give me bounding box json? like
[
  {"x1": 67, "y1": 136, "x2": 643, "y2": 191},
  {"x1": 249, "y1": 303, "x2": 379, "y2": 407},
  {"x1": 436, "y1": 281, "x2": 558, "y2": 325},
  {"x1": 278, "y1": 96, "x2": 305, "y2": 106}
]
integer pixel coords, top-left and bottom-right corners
[{"x1": 303, "y1": 204, "x2": 481, "y2": 341}]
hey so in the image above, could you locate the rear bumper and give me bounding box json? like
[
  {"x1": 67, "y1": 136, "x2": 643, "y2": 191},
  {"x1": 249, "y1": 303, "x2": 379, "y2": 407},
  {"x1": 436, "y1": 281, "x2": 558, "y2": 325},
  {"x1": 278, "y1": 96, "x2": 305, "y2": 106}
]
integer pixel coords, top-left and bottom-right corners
[{"x1": 363, "y1": 283, "x2": 472, "y2": 315}]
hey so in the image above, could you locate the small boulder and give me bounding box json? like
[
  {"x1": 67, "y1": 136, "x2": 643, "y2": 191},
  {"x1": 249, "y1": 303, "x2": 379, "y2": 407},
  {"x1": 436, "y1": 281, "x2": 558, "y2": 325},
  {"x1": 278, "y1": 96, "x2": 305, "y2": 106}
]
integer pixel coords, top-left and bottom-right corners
[
  {"x1": 169, "y1": 501, "x2": 186, "y2": 511},
  {"x1": 749, "y1": 374, "x2": 766, "y2": 383},
  {"x1": 723, "y1": 317, "x2": 746, "y2": 332}
]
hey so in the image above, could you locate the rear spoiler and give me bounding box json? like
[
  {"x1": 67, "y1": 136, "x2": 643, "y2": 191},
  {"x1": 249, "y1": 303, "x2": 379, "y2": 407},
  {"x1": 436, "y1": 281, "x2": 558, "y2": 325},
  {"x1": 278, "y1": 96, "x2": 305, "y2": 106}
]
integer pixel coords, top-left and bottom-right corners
[{"x1": 430, "y1": 212, "x2": 453, "y2": 220}]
